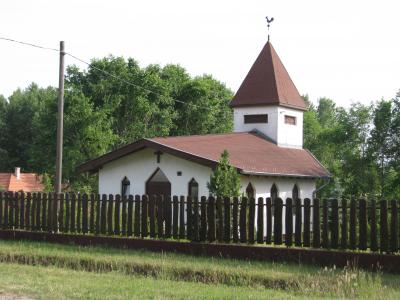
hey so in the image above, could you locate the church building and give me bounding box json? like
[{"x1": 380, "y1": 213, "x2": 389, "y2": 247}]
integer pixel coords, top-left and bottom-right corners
[{"x1": 77, "y1": 40, "x2": 330, "y2": 201}]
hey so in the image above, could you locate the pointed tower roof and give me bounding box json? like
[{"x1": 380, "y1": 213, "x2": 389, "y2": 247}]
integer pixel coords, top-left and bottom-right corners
[{"x1": 230, "y1": 41, "x2": 306, "y2": 110}]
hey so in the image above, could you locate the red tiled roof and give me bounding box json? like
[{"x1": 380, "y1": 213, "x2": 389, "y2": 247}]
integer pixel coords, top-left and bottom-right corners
[
  {"x1": 230, "y1": 41, "x2": 306, "y2": 110},
  {"x1": 0, "y1": 173, "x2": 44, "y2": 192},
  {"x1": 77, "y1": 132, "x2": 330, "y2": 178}
]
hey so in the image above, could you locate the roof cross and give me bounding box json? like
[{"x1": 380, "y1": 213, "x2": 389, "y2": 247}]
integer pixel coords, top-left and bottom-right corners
[{"x1": 266, "y1": 16, "x2": 274, "y2": 42}]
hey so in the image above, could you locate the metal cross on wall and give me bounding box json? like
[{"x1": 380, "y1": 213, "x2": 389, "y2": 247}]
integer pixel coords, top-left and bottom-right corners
[{"x1": 154, "y1": 150, "x2": 163, "y2": 163}]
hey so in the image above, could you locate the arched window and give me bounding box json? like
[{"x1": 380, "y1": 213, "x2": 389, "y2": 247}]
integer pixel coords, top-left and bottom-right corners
[
  {"x1": 271, "y1": 183, "x2": 278, "y2": 214},
  {"x1": 292, "y1": 184, "x2": 299, "y2": 215},
  {"x1": 121, "y1": 176, "x2": 130, "y2": 197},
  {"x1": 188, "y1": 178, "x2": 199, "y2": 199},
  {"x1": 246, "y1": 182, "x2": 255, "y2": 199}
]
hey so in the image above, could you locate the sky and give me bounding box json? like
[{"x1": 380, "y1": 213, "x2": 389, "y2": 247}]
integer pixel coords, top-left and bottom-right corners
[{"x1": 0, "y1": 0, "x2": 399, "y2": 108}]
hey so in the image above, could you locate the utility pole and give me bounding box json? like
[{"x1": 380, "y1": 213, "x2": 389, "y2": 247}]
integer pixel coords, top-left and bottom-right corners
[{"x1": 55, "y1": 41, "x2": 65, "y2": 194}]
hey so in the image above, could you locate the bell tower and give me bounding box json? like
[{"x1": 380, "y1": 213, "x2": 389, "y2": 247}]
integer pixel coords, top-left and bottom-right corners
[{"x1": 230, "y1": 40, "x2": 306, "y2": 149}]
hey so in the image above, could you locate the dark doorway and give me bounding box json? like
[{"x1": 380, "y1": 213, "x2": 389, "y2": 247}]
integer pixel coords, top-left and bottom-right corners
[{"x1": 146, "y1": 168, "x2": 171, "y2": 198}]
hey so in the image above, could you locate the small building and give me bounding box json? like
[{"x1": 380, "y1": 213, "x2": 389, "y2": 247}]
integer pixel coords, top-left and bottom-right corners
[
  {"x1": 78, "y1": 40, "x2": 330, "y2": 200},
  {"x1": 0, "y1": 167, "x2": 44, "y2": 192}
]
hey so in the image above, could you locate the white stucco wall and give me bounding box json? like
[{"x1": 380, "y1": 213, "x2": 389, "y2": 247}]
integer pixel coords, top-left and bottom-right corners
[
  {"x1": 233, "y1": 105, "x2": 303, "y2": 148},
  {"x1": 98, "y1": 147, "x2": 316, "y2": 199}
]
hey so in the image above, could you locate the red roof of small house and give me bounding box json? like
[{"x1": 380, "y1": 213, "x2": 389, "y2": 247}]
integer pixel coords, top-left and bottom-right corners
[
  {"x1": 77, "y1": 132, "x2": 330, "y2": 178},
  {"x1": 0, "y1": 172, "x2": 44, "y2": 192},
  {"x1": 230, "y1": 41, "x2": 306, "y2": 111}
]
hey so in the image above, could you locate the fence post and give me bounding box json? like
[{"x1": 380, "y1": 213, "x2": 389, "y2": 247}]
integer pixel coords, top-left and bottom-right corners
[
  {"x1": 223, "y1": 197, "x2": 231, "y2": 243},
  {"x1": 349, "y1": 199, "x2": 357, "y2": 250},
  {"x1": 141, "y1": 195, "x2": 148, "y2": 238},
  {"x1": 25, "y1": 192, "x2": 31, "y2": 230},
  {"x1": 322, "y1": 199, "x2": 329, "y2": 248},
  {"x1": 192, "y1": 197, "x2": 200, "y2": 242},
  {"x1": 390, "y1": 200, "x2": 399, "y2": 253},
  {"x1": 232, "y1": 197, "x2": 239, "y2": 243},
  {"x1": 134, "y1": 195, "x2": 141, "y2": 237},
  {"x1": 294, "y1": 198, "x2": 302, "y2": 247},
  {"x1": 359, "y1": 198, "x2": 367, "y2": 250},
  {"x1": 187, "y1": 196, "x2": 193, "y2": 240},
  {"x1": 121, "y1": 195, "x2": 127, "y2": 236},
  {"x1": 207, "y1": 196, "x2": 216, "y2": 242},
  {"x1": 285, "y1": 198, "x2": 293, "y2": 247},
  {"x1": 331, "y1": 198, "x2": 339, "y2": 249},
  {"x1": 149, "y1": 194, "x2": 156, "y2": 238},
  {"x1": 114, "y1": 194, "x2": 120, "y2": 235},
  {"x1": 82, "y1": 193, "x2": 89, "y2": 234},
  {"x1": 107, "y1": 194, "x2": 113, "y2": 235},
  {"x1": 47, "y1": 193, "x2": 53, "y2": 232},
  {"x1": 58, "y1": 193, "x2": 64, "y2": 233},
  {"x1": 179, "y1": 196, "x2": 185, "y2": 239},
  {"x1": 239, "y1": 197, "x2": 247, "y2": 243},
  {"x1": 200, "y1": 196, "x2": 207, "y2": 242},
  {"x1": 370, "y1": 199, "x2": 378, "y2": 252},
  {"x1": 341, "y1": 199, "x2": 347, "y2": 249},
  {"x1": 303, "y1": 198, "x2": 311, "y2": 247},
  {"x1": 127, "y1": 195, "x2": 134, "y2": 236},
  {"x1": 166, "y1": 195, "x2": 175, "y2": 239},
  {"x1": 35, "y1": 193, "x2": 41, "y2": 231},
  {"x1": 173, "y1": 196, "x2": 179, "y2": 239},
  {"x1": 95, "y1": 194, "x2": 101, "y2": 235},
  {"x1": 380, "y1": 199, "x2": 388, "y2": 253},
  {"x1": 266, "y1": 197, "x2": 272, "y2": 244},
  {"x1": 41, "y1": 192, "x2": 47, "y2": 231},
  {"x1": 89, "y1": 193, "x2": 95, "y2": 234},
  {"x1": 156, "y1": 195, "x2": 164, "y2": 238},
  {"x1": 257, "y1": 197, "x2": 264, "y2": 244},
  {"x1": 65, "y1": 193, "x2": 70, "y2": 232},
  {"x1": 312, "y1": 198, "x2": 320, "y2": 248},
  {"x1": 100, "y1": 194, "x2": 107, "y2": 235},
  {"x1": 216, "y1": 197, "x2": 224, "y2": 242},
  {"x1": 19, "y1": 192, "x2": 25, "y2": 229},
  {"x1": 3, "y1": 192, "x2": 9, "y2": 229},
  {"x1": 248, "y1": 197, "x2": 255, "y2": 244},
  {"x1": 11, "y1": 192, "x2": 17, "y2": 228},
  {"x1": 274, "y1": 197, "x2": 283, "y2": 245},
  {"x1": 77, "y1": 193, "x2": 82, "y2": 233}
]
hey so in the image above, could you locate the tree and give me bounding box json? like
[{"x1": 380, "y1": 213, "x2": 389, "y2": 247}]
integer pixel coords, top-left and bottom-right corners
[{"x1": 207, "y1": 150, "x2": 241, "y2": 197}]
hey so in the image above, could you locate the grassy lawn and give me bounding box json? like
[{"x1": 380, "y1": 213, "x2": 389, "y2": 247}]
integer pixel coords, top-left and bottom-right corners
[{"x1": 0, "y1": 240, "x2": 399, "y2": 299}]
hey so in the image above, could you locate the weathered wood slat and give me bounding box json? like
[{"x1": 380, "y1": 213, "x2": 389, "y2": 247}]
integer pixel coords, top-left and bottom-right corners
[
  {"x1": 331, "y1": 198, "x2": 339, "y2": 249},
  {"x1": 25, "y1": 193, "x2": 31, "y2": 230},
  {"x1": 82, "y1": 193, "x2": 89, "y2": 234},
  {"x1": 359, "y1": 198, "x2": 367, "y2": 250},
  {"x1": 187, "y1": 196, "x2": 193, "y2": 240},
  {"x1": 95, "y1": 194, "x2": 101, "y2": 235},
  {"x1": 107, "y1": 194, "x2": 114, "y2": 235},
  {"x1": 121, "y1": 195, "x2": 127, "y2": 236},
  {"x1": 216, "y1": 197, "x2": 224, "y2": 243},
  {"x1": 312, "y1": 198, "x2": 320, "y2": 248},
  {"x1": 285, "y1": 198, "x2": 293, "y2": 247},
  {"x1": 232, "y1": 197, "x2": 239, "y2": 243},
  {"x1": 100, "y1": 194, "x2": 107, "y2": 235},
  {"x1": 41, "y1": 193, "x2": 47, "y2": 231},
  {"x1": 90, "y1": 194, "x2": 95, "y2": 234},
  {"x1": 294, "y1": 198, "x2": 302, "y2": 247},
  {"x1": 114, "y1": 194, "x2": 120, "y2": 235},
  {"x1": 239, "y1": 197, "x2": 247, "y2": 243},
  {"x1": 257, "y1": 197, "x2": 264, "y2": 244},
  {"x1": 266, "y1": 197, "x2": 272, "y2": 244},
  {"x1": 77, "y1": 193, "x2": 82, "y2": 233},
  {"x1": 19, "y1": 192, "x2": 25, "y2": 229},
  {"x1": 390, "y1": 200, "x2": 399, "y2": 253},
  {"x1": 173, "y1": 196, "x2": 179, "y2": 239},
  {"x1": 274, "y1": 198, "x2": 283, "y2": 245},
  {"x1": 223, "y1": 197, "x2": 231, "y2": 243},
  {"x1": 340, "y1": 199, "x2": 347, "y2": 249},
  {"x1": 141, "y1": 195, "x2": 148, "y2": 237},
  {"x1": 179, "y1": 196, "x2": 185, "y2": 239},
  {"x1": 156, "y1": 195, "x2": 163, "y2": 238},
  {"x1": 127, "y1": 195, "x2": 134, "y2": 236},
  {"x1": 165, "y1": 195, "x2": 172, "y2": 239},
  {"x1": 370, "y1": 199, "x2": 378, "y2": 252},
  {"x1": 248, "y1": 197, "x2": 255, "y2": 244},
  {"x1": 149, "y1": 195, "x2": 156, "y2": 238},
  {"x1": 200, "y1": 196, "x2": 207, "y2": 242},
  {"x1": 47, "y1": 193, "x2": 52, "y2": 232},
  {"x1": 207, "y1": 196, "x2": 216, "y2": 242},
  {"x1": 349, "y1": 199, "x2": 357, "y2": 250},
  {"x1": 59, "y1": 193, "x2": 64, "y2": 232},
  {"x1": 0, "y1": 193, "x2": 3, "y2": 228},
  {"x1": 380, "y1": 200, "x2": 388, "y2": 253},
  {"x1": 65, "y1": 193, "x2": 70, "y2": 232},
  {"x1": 322, "y1": 199, "x2": 329, "y2": 249},
  {"x1": 134, "y1": 195, "x2": 141, "y2": 237},
  {"x1": 303, "y1": 198, "x2": 311, "y2": 247},
  {"x1": 192, "y1": 197, "x2": 199, "y2": 242}
]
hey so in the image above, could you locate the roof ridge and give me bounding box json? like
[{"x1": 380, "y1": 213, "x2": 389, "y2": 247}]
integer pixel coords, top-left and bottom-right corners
[{"x1": 149, "y1": 131, "x2": 247, "y2": 140}]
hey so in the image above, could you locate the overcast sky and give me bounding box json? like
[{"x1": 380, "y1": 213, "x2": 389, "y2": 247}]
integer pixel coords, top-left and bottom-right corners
[{"x1": 1, "y1": 0, "x2": 399, "y2": 107}]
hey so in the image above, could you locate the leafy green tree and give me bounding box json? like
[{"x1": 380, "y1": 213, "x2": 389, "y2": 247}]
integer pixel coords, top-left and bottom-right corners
[{"x1": 207, "y1": 150, "x2": 241, "y2": 197}]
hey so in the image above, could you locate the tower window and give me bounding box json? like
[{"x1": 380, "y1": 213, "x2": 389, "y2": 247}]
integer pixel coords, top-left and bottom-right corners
[
  {"x1": 188, "y1": 178, "x2": 199, "y2": 199},
  {"x1": 121, "y1": 176, "x2": 130, "y2": 197},
  {"x1": 244, "y1": 114, "x2": 268, "y2": 124},
  {"x1": 284, "y1": 115, "x2": 296, "y2": 125},
  {"x1": 246, "y1": 182, "x2": 255, "y2": 199}
]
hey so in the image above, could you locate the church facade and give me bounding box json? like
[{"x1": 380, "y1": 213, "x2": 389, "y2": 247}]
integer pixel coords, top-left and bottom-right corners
[{"x1": 77, "y1": 40, "x2": 330, "y2": 201}]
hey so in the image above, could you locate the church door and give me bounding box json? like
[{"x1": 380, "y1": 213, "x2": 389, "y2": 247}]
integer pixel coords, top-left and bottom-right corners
[{"x1": 146, "y1": 168, "x2": 171, "y2": 198}]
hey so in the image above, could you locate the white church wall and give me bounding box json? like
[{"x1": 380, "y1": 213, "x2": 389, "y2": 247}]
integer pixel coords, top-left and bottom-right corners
[
  {"x1": 276, "y1": 106, "x2": 303, "y2": 149},
  {"x1": 98, "y1": 148, "x2": 212, "y2": 196},
  {"x1": 233, "y1": 106, "x2": 279, "y2": 142}
]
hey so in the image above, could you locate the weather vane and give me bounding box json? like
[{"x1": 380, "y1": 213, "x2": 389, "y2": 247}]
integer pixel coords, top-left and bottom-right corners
[{"x1": 266, "y1": 16, "x2": 274, "y2": 42}]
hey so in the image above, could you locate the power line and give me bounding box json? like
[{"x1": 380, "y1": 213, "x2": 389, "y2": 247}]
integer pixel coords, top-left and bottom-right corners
[{"x1": 0, "y1": 36, "x2": 218, "y2": 112}]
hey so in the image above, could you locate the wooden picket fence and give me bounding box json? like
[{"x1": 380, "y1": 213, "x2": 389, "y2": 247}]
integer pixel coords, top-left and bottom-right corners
[{"x1": 0, "y1": 191, "x2": 399, "y2": 253}]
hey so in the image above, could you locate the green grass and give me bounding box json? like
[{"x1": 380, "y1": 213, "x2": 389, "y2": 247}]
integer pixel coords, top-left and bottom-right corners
[{"x1": 0, "y1": 240, "x2": 399, "y2": 299}]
